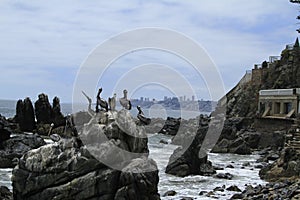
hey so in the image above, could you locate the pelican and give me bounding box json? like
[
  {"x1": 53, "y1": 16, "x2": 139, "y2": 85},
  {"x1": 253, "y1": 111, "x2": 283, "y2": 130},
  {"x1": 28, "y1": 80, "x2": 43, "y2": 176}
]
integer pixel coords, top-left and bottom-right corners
[
  {"x1": 137, "y1": 106, "x2": 151, "y2": 125},
  {"x1": 108, "y1": 93, "x2": 117, "y2": 111},
  {"x1": 119, "y1": 89, "x2": 131, "y2": 110},
  {"x1": 96, "y1": 88, "x2": 108, "y2": 112}
]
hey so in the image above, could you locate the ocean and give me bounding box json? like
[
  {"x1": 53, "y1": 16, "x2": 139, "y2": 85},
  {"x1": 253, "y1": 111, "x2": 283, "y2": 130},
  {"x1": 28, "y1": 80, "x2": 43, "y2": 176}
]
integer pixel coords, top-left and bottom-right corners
[{"x1": 0, "y1": 99, "x2": 265, "y2": 199}]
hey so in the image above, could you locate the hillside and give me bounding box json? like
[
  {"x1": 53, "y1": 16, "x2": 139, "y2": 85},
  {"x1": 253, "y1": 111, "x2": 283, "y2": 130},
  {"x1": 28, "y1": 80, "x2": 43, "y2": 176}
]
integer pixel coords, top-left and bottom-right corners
[{"x1": 223, "y1": 38, "x2": 300, "y2": 118}]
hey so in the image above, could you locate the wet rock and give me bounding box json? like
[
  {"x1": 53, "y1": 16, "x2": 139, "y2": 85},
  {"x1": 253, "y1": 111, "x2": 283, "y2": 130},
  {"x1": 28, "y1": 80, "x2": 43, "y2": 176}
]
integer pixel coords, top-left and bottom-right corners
[
  {"x1": 214, "y1": 172, "x2": 234, "y2": 180},
  {"x1": 242, "y1": 162, "x2": 250, "y2": 167},
  {"x1": 0, "y1": 134, "x2": 45, "y2": 168},
  {"x1": 166, "y1": 127, "x2": 216, "y2": 177},
  {"x1": 159, "y1": 139, "x2": 168, "y2": 144},
  {"x1": 226, "y1": 185, "x2": 242, "y2": 192},
  {"x1": 163, "y1": 190, "x2": 177, "y2": 196},
  {"x1": 180, "y1": 197, "x2": 193, "y2": 200},
  {"x1": 206, "y1": 191, "x2": 215, "y2": 197},
  {"x1": 35, "y1": 93, "x2": 52, "y2": 124},
  {"x1": 226, "y1": 164, "x2": 234, "y2": 168},
  {"x1": 233, "y1": 180, "x2": 300, "y2": 200},
  {"x1": 0, "y1": 186, "x2": 12, "y2": 200},
  {"x1": 230, "y1": 193, "x2": 244, "y2": 199},
  {"x1": 213, "y1": 186, "x2": 224, "y2": 192}
]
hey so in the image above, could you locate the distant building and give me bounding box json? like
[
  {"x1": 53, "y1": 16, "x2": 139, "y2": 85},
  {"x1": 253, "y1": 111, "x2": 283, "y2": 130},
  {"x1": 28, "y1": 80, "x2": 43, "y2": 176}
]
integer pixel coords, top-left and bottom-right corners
[
  {"x1": 258, "y1": 88, "x2": 300, "y2": 118},
  {"x1": 179, "y1": 96, "x2": 183, "y2": 102},
  {"x1": 192, "y1": 95, "x2": 195, "y2": 102},
  {"x1": 140, "y1": 97, "x2": 144, "y2": 102}
]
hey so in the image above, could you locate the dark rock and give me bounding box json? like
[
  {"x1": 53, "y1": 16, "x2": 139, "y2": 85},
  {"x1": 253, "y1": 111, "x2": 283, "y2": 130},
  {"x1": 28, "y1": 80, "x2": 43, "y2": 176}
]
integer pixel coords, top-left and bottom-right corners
[
  {"x1": 35, "y1": 93, "x2": 52, "y2": 124},
  {"x1": 226, "y1": 164, "x2": 234, "y2": 168},
  {"x1": 229, "y1": 141, "x2": 251, "y2": 155},
  {"x1": 14, "y1": 98, "x2": 35, "y2": 132},
  {"x1": 214, "y1": 173, "x2": 234, "y2": 180},
  {"x1": 213, "y1": 186, "x2": 224, "y2": 192},
  {"x1": 163, "y1": 190, "x2": 177, "y2": 196},
  {"x1": 166, "y1": 127, "x2": 216, "y2": 177},
  {"x1": 206, "y1": 191, "x2": 215, "y2": 197},
  {"x1": 0, "y1": 116, "x2": 12, "y2": 148},
  {"x1": 0, "y1": 134, "x2": 46, "y2": 168},
  {"x1": 12, "y1": 110, "x2": 160, "y2": 200},
  {"x1": 211, "y1": 138, "x2": 230, "y2": 153},
  {"x1": 51, "y1": 96, "x2": 65, "y2": 127},
  {"x1": 230, "y1": 193, "x2": 244, "y2": 199},
  {"x1": 0, "y1": 186, "x2": 12, "y2": 200},
  {"x1": 242, "y1": 162, "x2": 250, "y2": 167},
  {"x1": 214, "y1": 166, "x2": 224, "y2": 170},
  {"x1": 226, "y1": 185, "x2": 242, "y2": 192},
  {"x1": 259, "y1": 148, "x2": 300, "y2": 181},
  {"x1": 199, "y1": 191, "x2": 207, "y2": 195},
  {"x1": 180, "y1": 197, "x2": 193, "y2": 200},
  {"x1": 243, "y1": 131, "x2": 261, "y2": 149},
  {"x1": 267, "y1": 153, "x2": 280, "y2": 161},
  {"x1": 159, "y1": 139, "x2": 168, "y2": 144},
  {"x1": 158, "y1": 117, "x2": 181, "y2": 135}
]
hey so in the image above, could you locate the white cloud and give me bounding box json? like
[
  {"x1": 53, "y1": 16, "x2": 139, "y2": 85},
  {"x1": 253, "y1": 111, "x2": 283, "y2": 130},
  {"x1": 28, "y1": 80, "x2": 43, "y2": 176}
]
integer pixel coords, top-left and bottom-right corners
[{"x1": 0, "y1": 0, "x2": 298, "y2": 101}]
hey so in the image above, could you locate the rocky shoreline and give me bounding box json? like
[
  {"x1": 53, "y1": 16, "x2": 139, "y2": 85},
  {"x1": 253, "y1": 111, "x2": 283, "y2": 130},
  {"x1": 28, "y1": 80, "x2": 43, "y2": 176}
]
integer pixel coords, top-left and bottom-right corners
[{"x1": 0, "y1": 92, "x2": 300, "y2": 199}]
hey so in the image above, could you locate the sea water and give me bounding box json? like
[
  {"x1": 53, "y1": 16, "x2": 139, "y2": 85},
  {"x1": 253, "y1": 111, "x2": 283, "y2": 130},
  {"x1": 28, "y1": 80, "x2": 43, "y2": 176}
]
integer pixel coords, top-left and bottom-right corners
[{"x1": 0, "y1": 100, "x2": 265, "y2": 199}]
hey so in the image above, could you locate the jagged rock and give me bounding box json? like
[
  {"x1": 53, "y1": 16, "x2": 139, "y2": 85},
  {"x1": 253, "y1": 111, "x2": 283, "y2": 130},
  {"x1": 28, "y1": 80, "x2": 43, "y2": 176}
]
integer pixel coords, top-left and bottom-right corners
[
  {"x1": 259, "y1": 148, "x2": 300, "y2": 181},
  {"x1": 35, "y1": 93, "x2": 52, "y2": 124},
  {"x1": 158, "y1": 117, "x2": 181, "y2": 135},
  {"x1": 115, "y1": 158, "x2": 160, "y2": 200},
  {"x1": 214, "y1": 172, "x2": 234, "y2": 180},
  {"x1": 0, "y1": 186, "x2": 12, "y2": 200},
  {"x1": 0, "y1": 116, "x2": 12, "y2": 148},
  {"x1": 0, "y1": 134, "x2": 45, "y2": 168},
  {"x1": 14, "y1": 98, "x2": 35, "y2": 132},
  {"x1": 51, "y1": 96, "x2": 65, "y2": 127},
  {"x1": 12, "y1": 110, "x2": 160, "y2": 200},
  {"x1": 226, "y1": 185, "x2": 242, "y2": 192},
  {"x1": 166, "y1": 127, "x2": 216, "y2": 177},
  {"x1": 163, "y1": 190, "x2": 177, "y2": 197}
]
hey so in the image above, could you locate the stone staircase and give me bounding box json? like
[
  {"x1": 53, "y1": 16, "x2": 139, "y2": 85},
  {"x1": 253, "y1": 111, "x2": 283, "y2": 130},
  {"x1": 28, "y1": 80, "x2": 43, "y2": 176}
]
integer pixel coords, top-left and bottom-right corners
[{"x1": 286, "y1": 124, "x2": 300, "y2": 152}]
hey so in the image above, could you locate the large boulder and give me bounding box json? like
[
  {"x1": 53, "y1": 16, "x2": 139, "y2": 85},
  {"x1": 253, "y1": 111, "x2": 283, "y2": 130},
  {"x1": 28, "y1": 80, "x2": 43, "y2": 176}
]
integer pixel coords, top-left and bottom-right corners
[
  {"x1": 35, "y1": 93, "x2": 52, "y2": 124},
  {"x1": 158, "y1": 117, "x2": 181, "y2": 136},
  {"x1": 0, "y1": 134, "x2": 45, "y2": 168},
  {"x1": 14, "y1": 98, "x2": 35, "y2": 132},
  {"x1": 51, "y1": 96, "x2": 65, "y2": 127},
  {"x1": 0, "y1": 186, "x2": 12, "y2": 200},
  {"x1": 12, "y1": 110, "x2": 160, "y2": 200},
  {"x1": 166, "y1": 127, "x2": 216, "y2": 177}
]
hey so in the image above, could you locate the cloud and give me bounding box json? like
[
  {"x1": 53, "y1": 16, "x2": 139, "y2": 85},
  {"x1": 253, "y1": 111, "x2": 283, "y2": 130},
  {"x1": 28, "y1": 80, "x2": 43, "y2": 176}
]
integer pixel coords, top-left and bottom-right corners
[{"x1": 0, "y1": 0, "x2": 298, "y2": 101}]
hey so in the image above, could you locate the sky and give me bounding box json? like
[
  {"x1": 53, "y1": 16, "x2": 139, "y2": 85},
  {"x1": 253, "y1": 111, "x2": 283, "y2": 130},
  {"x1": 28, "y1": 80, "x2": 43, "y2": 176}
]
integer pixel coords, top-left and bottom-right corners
[{"x1": 0, "y1": 0, "x2": 299, "y2": 103}]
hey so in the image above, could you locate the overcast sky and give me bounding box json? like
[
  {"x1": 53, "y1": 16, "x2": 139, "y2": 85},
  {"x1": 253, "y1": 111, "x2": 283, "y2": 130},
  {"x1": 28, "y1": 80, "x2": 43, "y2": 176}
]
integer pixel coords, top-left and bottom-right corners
[{"x1": 0, "y1": 0, "x2": 298, "y2": 102}]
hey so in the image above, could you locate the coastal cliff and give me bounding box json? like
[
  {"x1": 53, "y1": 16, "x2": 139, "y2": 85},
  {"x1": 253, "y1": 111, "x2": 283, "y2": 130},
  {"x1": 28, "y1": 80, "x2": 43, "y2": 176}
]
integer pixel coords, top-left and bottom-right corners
[{"x1": 224, "y1": 38, "x2": 300, "y2": 118}]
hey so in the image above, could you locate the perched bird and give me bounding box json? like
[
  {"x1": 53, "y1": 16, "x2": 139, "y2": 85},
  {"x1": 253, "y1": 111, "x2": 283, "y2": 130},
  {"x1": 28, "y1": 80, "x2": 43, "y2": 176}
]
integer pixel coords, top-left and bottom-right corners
[
  {"x1": 96, "y1": 88, "x2": 109, "y2": 112},
  {"x1": 119, "y1": 89, "x2": 132, "y2": 110},
  {"x1": 48, "y1": 123, "x2": 54, "y2": 136},
  {"x1": 108, "y1": 93, "x2": 117, "y2": 111},
  {"x1": 137, "y1": 106, "x2": 151, "y2": 125}
]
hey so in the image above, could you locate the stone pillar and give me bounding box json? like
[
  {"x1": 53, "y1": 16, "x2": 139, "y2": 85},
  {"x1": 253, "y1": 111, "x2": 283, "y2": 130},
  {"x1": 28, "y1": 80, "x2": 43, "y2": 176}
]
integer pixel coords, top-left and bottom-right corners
[{"x1": 280, "y1": 102, "x2": 284, "y2": 115}]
